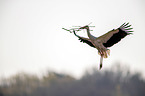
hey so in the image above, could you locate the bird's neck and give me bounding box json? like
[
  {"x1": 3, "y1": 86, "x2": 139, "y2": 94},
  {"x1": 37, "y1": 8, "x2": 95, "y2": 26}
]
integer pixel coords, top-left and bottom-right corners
[
  {"x1": 86, "y1": 28, "x2": 92, "y2": 38},
  {"x1": 86, "y1": 28, "x2": 96, "y2": 40}
]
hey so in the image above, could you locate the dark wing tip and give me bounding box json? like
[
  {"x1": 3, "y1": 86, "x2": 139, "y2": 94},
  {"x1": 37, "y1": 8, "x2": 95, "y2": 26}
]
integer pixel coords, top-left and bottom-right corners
[
  {"x1": 119, "y1": 22, "x2": 133, "y2": 35},
  {"x1": 103, "y1": 22, "x2": 133, "y2": 48}
]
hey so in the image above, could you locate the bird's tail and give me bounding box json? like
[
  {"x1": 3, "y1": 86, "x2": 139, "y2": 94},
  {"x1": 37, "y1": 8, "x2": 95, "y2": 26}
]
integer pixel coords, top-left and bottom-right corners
[
  {"x1": 99, "y1": 56, "x2": 103, "y2": 69},
  {"x1": 98, "y1": 49, "x2": 110, "y2": 58},
  {"x1": 104, "y1": 49, "x2": 110, "y2": 58},
  {"x1": 99, "y1": 49, "x2": 110, "y2": 69}
]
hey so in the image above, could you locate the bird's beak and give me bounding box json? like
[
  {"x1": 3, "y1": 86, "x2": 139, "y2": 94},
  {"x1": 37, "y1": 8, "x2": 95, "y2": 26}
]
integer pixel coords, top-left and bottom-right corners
[{"x1": 79, "y1": 25, "x2": 88, "y2": 29}]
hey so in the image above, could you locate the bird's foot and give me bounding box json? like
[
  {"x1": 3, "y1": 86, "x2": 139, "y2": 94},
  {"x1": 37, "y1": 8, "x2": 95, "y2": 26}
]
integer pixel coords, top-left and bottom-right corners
[{"x1": 99, "y1": 63, "x2": 102, "y2": 70}]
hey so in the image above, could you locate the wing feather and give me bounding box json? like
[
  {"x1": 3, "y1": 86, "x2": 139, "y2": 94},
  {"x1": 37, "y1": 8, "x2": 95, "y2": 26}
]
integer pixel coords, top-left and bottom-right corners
[
  {"x1": 73, "y1": 30, "x2": 95, "y2": 48},
  {"x1": 103, "y1": 23, "x2": 133, "y2": 48}
]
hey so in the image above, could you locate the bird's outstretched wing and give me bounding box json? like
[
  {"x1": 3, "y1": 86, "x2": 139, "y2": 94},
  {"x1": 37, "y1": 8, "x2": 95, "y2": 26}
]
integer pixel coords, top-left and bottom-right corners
[
  {"x1": 73, "y1": 30, "x2": 95, "y2": 48},
  {"x1": 97, "y1": 23, "x2": 133, "y2": 48}
]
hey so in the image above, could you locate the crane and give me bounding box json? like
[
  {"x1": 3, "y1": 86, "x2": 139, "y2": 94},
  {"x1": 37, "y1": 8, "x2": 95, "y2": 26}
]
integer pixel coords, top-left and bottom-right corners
[{"x1": 63, "y1": 22, "x2": 133, "y2": 69}]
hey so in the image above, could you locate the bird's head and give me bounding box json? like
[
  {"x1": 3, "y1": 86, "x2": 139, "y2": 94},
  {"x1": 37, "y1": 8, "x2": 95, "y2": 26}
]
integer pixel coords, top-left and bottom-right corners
[{"x1": 79, "y1": 25, "x2": 89, "y2": 30}]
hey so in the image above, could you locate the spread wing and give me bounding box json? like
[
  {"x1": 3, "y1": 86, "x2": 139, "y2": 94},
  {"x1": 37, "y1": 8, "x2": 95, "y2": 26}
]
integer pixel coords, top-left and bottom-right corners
[
  {"x1": 73, "y1": 30, "x2": 95, "y2": 48},
  {"x1": 97, "y1": 23, "x2": 133, "y2": 48}
]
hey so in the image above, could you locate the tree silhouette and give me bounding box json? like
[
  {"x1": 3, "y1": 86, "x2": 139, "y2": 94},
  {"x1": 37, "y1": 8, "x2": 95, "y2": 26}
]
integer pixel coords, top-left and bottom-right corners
[{"x1": 0, "y1": 64, "x2": 145, "y2": 96}]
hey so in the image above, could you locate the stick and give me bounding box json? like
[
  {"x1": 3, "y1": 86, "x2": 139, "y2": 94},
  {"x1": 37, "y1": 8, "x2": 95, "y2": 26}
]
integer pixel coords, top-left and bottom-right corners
[
  {"x1": 62, "y1": 28, "x2": 72, "y2": 33},
  {"x1": 72, "y1": 26, "x2": 95, "y2": 27}
]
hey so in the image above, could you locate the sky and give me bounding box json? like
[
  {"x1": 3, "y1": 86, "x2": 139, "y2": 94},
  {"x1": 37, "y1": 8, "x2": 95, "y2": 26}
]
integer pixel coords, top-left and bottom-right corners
[{"x1": 0, "y1": 0, "x2": 145, "y2": 78}]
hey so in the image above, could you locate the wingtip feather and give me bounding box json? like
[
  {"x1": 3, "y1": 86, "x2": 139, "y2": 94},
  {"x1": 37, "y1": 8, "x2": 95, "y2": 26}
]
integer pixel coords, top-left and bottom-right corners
[{"x1": 119, "y1": 22, "x2": 133, "y2": 34}]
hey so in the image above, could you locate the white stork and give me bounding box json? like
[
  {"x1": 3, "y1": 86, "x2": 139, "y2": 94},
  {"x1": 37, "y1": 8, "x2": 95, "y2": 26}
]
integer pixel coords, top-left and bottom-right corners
[{"x1": 63, "y1": 23, "x2": 133, "y2": 69}]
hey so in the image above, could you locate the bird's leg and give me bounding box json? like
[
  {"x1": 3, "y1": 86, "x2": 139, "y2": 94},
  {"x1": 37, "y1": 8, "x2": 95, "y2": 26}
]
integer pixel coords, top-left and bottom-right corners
[
  {"x1": 106, "y1": 49, "x2": 110, "y2": 56},
  {"x1": 99, "y1": 55, "x2": 103, "y2": 70}
]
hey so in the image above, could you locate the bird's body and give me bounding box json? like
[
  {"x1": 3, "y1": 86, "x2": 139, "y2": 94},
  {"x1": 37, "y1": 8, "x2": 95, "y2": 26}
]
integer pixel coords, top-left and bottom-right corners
[{"x1": 72, "y1": 23, "x2": 133, "y2": 69}]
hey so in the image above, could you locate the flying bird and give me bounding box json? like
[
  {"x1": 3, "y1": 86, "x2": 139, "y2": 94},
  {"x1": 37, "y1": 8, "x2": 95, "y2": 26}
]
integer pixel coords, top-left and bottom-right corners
[{"x1": 63, "y1": 23, "x2": 133, "y2": 69}]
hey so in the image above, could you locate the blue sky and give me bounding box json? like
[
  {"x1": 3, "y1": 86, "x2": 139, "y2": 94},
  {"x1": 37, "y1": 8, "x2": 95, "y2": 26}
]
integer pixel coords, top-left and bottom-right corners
[{"x1": 0, "y1": 0, "x2": 145, "y2": 78}]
